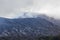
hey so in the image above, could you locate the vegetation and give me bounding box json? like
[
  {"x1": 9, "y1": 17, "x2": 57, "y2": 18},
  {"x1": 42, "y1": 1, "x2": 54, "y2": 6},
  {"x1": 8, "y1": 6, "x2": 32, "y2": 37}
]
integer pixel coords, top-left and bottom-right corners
[
  {"x1": 0, "y1": 35, "x2": 60, "y2": 40},
  {"x1": 0, "y1": 17, "x2": 60, "y2": 40}
]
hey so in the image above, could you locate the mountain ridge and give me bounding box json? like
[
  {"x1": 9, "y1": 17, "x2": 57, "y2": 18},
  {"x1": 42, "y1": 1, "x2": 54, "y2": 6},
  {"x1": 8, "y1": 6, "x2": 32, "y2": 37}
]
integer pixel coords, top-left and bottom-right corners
[{"x1": 0, "y1": 15, "x2": 60, "y2": 37}]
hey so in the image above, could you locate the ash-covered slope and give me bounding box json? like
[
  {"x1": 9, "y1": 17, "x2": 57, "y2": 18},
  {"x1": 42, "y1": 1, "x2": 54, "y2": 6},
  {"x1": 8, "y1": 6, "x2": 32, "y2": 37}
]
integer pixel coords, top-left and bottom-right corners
[{"x1": 0, "y1": 16, "x2": 60, "y2": 37}]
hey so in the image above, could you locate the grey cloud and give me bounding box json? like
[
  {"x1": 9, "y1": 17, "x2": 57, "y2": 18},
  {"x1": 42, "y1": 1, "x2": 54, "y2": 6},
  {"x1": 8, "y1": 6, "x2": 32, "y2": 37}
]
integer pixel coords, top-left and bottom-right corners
[
  {"x1": 31, "y1": 0, "x2": 60, "y2": 19},
  {"x1": 0, "y1": 0, "x2": 60, "y2": 19},
  {"x1": 0, "y1": 0, "x2": 33, "y2": 18}
]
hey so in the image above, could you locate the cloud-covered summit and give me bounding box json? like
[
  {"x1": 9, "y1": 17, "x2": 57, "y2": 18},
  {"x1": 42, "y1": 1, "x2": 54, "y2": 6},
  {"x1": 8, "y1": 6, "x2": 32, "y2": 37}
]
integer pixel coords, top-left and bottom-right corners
[{"x1": 0, "y1": 0, "x2": 60, "y2": 19}]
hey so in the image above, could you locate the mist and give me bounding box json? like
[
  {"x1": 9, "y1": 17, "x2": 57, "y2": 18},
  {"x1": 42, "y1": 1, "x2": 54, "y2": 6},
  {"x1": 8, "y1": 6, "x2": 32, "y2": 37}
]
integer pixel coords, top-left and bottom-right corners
[{"x1": 0, "y1": 0, "x2": 59, "y2": 19}]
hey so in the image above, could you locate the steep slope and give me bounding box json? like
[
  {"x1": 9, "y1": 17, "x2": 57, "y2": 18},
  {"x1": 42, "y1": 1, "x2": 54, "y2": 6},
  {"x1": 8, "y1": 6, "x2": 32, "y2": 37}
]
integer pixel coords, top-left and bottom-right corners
[
  {"x1": 0, "y1": 17, "x2": 59, "y2": 38},
  {"x1": 12, "y1": 18, "x2": 60, "y2": 36}
]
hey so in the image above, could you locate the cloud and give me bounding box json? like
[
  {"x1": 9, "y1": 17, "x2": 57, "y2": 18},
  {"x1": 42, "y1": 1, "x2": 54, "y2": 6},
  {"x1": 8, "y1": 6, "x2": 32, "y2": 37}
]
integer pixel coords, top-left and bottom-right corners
[
  {"x1": 17, "y1": 0, "x2": 60, "y2": 19},
  {"x1": 0, "y1": 0, "x2": 60, "y2": 19},
  {"x1": 30, "y1": 0, "x2": 60, "y2": 19},
  {"x1": 0, "y1": 0, "x2": 33, "y2": 18}
]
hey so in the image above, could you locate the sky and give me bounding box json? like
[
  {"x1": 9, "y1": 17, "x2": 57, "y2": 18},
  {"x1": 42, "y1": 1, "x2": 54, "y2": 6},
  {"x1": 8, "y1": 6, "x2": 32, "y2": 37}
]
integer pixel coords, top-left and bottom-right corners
[{"x1": 0, "y1": 0, "x2": 60, "y2": 19}]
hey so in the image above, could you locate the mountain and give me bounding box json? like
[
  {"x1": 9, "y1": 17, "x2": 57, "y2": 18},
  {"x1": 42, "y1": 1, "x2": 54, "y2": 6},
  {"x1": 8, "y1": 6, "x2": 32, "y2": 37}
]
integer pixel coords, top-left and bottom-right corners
[
  {"x1": 38, "y1": 14, "x2": 60, "y2": 26},
  {"x1": 12, "y1": 18, "x2": 60, "y2": 36},
  {"x1": 0, "y1": 16, "x2": 60, "y2": 38}
]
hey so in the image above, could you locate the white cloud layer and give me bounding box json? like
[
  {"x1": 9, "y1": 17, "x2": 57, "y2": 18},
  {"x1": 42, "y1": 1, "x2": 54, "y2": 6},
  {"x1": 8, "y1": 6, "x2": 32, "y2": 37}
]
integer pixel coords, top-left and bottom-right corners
[
  {"x1": 0, "y1": 0, "x2": 33, "y2": 18},
  {"x1": 0, "y1": 0, "x2": 60, "y2": 19}
]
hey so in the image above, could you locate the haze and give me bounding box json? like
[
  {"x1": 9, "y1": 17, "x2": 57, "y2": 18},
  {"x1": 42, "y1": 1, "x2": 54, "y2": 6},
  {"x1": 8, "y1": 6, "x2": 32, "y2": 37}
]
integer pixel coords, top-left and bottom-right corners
[{"x1": 0, "y1": 0, "x2": 59, "y2": 19}]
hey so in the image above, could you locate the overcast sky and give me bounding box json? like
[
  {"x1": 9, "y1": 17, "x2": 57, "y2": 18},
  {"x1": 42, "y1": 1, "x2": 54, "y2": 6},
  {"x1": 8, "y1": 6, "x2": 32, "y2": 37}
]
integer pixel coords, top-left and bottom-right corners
[{"x1": 0, "y1": 0, "x2": 60, "y2": 19}]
